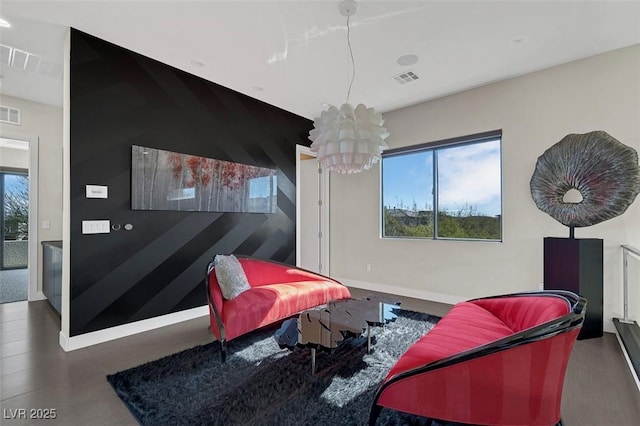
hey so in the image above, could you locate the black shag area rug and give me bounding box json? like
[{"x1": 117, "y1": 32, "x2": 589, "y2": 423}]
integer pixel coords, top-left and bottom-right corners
[{"x1": 107, "y1": 309, "x2": 453, "y2": 426}]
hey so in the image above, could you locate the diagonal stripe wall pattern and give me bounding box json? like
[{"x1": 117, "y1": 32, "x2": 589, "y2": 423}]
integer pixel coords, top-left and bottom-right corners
[{"x1": 69, "y1": 29, "x2": 312, "y2": 336}]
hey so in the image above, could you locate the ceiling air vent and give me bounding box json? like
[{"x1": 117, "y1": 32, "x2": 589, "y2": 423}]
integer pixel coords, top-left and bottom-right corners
[
  {"x1": 0, "y1": 105, "x2": 22, "y2": 125},
  {"x1": 393, "y1": 70, "x2": 420, "y2": 85},
  {"x1": 0, "y1": 45, "x2": 12, "y2": 65},
  {"x1": 0, "y1": 43, "x2": 63, "y2": 79},
  {"x1": 11, "y1": 49, "x2": 28, "y2": 70}
]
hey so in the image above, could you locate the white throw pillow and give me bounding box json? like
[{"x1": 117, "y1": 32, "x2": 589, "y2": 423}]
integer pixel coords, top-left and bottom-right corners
[{"x1": 214, "y1": 254, "x2": 251, "y2": 299}]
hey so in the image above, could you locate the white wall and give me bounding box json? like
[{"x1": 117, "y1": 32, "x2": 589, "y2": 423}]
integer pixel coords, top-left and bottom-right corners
[
  {"x1": 0, "y1": 95, "x2": 63, "y2": 294},
  {"x1": 330, "y1": 44, "x2": 640, "y2": 331}
]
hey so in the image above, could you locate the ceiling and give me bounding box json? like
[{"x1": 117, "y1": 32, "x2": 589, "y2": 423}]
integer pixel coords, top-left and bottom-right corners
[{"x1": 0, "y1": 1, "x2": 639, "y2": 119}]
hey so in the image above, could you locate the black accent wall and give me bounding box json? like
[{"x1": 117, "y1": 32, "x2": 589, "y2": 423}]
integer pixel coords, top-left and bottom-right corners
[{"x1": 70, "y1": 29, "x2": 311, "y2": 336}]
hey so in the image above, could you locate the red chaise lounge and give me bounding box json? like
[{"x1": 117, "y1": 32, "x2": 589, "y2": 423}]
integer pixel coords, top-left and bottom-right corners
[
  {"x1": 370, "y1": 290, "x2": 586, "y2": 426},
  {"x1": 206, "y1": 255, "x2": 351, "y2": 361}
]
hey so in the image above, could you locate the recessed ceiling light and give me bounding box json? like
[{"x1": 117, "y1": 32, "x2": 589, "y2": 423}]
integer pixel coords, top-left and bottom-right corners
[
  {"x1": 190, "y1": 59, "x2": 205, "y2": 67},
  {"x1": 397, "y1": 54, "x2": 419, "y2": 66},
  {"x1": 0, "y1": 18, "x2": 10, "y2": 28}
]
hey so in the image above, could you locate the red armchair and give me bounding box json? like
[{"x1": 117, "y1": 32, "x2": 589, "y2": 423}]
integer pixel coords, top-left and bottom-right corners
[{"x1": 369, "y1": 290, "x2": 586, "y2": 426}]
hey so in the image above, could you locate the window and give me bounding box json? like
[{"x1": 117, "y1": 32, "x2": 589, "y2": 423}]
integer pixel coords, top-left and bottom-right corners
[
  {"x1": 1, "y1": 170, "x2": 29, "y2": 269},
  {"x1": 382, "y1": 130, "x2": 502, "y2": 241}
]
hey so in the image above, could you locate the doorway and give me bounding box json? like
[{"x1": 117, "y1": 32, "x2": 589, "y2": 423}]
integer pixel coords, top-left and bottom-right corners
[
  {"x1": 296, "y1": 145, "x2": 330, "y2": 275},
  {"x1": 0, "y1": 138, "x2": 30, "y2": 303}
]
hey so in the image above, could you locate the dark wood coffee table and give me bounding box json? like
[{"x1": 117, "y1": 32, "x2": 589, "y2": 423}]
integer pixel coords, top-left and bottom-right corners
[{"x1": 296, "y1": 296, "x2": 401, "y2": 373}]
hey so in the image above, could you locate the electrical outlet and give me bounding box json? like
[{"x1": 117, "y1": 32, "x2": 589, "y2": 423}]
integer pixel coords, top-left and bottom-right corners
[{"x1": 366, "y1": 264, "x2": 372, "y2": 272}]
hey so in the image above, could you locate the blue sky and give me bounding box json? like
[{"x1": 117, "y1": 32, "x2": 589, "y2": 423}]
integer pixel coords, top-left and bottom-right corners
[
  {"x1": 3, "y1": 174, "x2": 28, "y2": 195},
  {"x1": 383, "y1": 150, "x2": 433, "y2": 211},
  {"x1": 382, "y1": 139, "x2": 501, "y2": 216}
]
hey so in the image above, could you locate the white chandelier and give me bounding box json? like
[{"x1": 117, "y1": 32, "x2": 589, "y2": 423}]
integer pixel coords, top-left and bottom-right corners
[{"x1": 309, "y1": 0, "x2": 389, "y2": 174}]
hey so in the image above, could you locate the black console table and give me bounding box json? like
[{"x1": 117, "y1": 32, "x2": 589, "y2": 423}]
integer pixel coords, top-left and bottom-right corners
[
  {"x1": 543, "y1": 237, "x2": 603, "y2": 339},
  {"x1": 42, "y1": 241, "x2": 62, "y2": 314}
]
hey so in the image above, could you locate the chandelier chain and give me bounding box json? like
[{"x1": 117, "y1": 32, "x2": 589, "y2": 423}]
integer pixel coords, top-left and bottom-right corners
[
  {"x1": 308, "y1": 0, "x2": 389, "y2": 174},
  {"x1": 346, "y1": 14, "x2": 356, "y2": 104}
]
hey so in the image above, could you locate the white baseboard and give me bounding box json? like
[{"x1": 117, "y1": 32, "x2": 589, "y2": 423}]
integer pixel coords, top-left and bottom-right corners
[
  {"x1": 336, "y1": 277, "x2": 465, "y2": 306},
  {"x1": 339, "y1": 277, "x2": 617, "y2": 333},
  {"x1": 59, "y1": 306, "x2": 208, "y2": 351},
  {"x1": 604, "y1": 321, "x2": 615, "y2": 334},
  {"x1": 31, "y1": 291, "x2": 47, "y2": 301},
  {"x1": 54, "y1": 280, "x2": 617, "y2": 351}
]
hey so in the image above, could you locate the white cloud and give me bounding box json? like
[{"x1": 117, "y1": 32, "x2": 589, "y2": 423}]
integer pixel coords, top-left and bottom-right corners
[
  {"x1": 437, "y1": 141, "x2": 501, "y2": 215},
  {"x1": 383, "y1": 141, "x2": 501, "y2": 215}
]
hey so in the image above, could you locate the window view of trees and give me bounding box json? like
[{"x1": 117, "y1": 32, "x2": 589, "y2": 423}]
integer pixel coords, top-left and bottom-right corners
[
  {"x1": 3, "y1": 173, "x2": 29, "y2": 241},
  {"x1": 382, "y1": 134, "x2": 502, "y2": 241},
  {"x1": 2, "y1": 172, "x2": 29, "y2": 269}
]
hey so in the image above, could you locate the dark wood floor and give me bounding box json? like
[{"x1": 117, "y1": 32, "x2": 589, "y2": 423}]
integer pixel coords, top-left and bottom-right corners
[{"x1": 1, "y1": 289, "x2": 639, "y2": 425}]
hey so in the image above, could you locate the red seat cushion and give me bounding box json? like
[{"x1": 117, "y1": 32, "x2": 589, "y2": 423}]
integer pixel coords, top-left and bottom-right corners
[
  {"x1": 239, "y1": 258, "x2": 331, "y2": 286},
  {"x1": 222, "y1": 280, "x2": 351, "y2": 341},
  {"x1": 385, "y1": 301, "x2": 514, "y2": 379}
]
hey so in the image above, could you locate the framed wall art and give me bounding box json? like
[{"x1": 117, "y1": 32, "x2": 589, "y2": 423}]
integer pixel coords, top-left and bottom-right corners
[{"x1": 131, "y1": 145, "x2": 277, "y2": 213}]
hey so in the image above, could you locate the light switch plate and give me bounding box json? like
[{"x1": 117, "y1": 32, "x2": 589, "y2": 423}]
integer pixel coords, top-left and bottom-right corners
[
  {"x1": 86, "y1": 185, "x2": 108, "y2": 199},
  {"x1": 82, "y1": 220, "x2": 110, "y2": 234}
]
